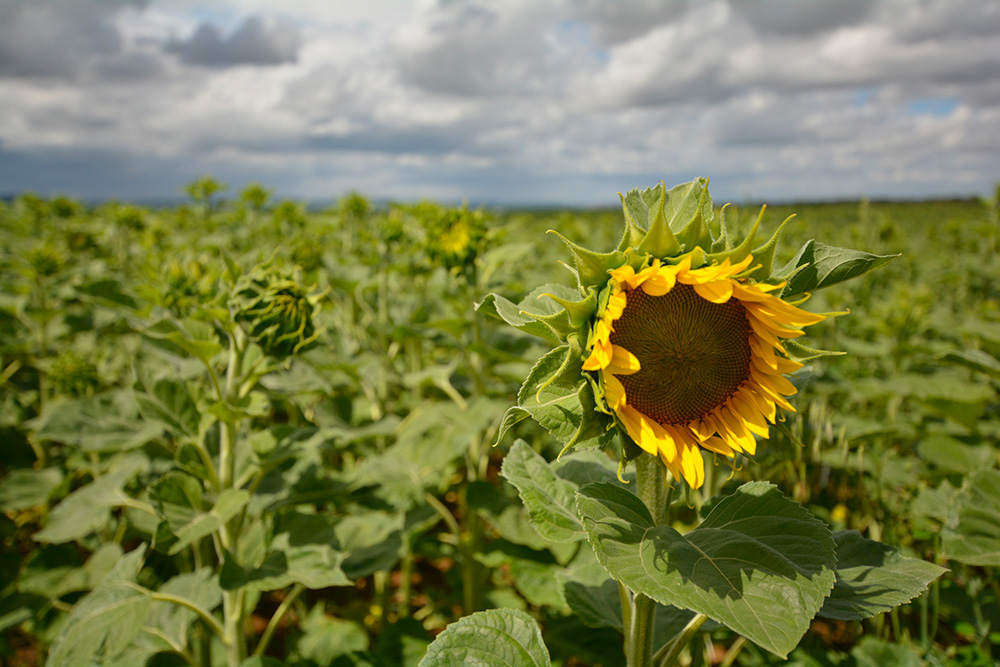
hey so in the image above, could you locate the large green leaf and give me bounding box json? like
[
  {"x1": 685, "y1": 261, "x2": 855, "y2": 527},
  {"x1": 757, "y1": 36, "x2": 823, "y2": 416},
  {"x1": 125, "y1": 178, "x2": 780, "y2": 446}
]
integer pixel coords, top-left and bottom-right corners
[
  {"x1": 297, "y1": 605, "x2": 370, "y2": 664},
  {"x1": 577, "y1": 481, "x2": 836, "y2": 658},
  {"x1": 46, "y1": 546, "x2": 152, "y2": 667},
  {"x1": 32, "y1": 392, "x2": 164, "y2": 452},
  {"x1": 819, "y1": 531, "x2": 946, "y2": 620},
  {"x1": 942, "y1": 469, "x2": 1000, "y2": 566},
  {"x1": 35, "y1": 456, "x2": 148, "y2": 544},
  {"x1": 221, "y1": 511, "x2": 352, "y2": 592},
  {"x1": 135, "y1": 568, "x2": 222, "y2": 654},
  {"x1": 418, "y1": 608, "x2": 551, "y2": 667},
  {"x1": 500, "y1": 440, "x2": 586, "y2": 543},
  {"x1": 134, "y1": 378, "x2": 200, "y2": 439},
  {"x1": 779, "y1": 240, "x2": 898, "y2": 298}
]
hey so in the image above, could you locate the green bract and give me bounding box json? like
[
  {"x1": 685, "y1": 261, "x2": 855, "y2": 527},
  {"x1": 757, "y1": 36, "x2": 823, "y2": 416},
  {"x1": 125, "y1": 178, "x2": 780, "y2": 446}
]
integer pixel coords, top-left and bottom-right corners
[
  {"x1": 231, "y1": 265, "x2": 324, "y2": 359},
  {"x1": 479, "y1": 178, "x2": 898, "y2": 458}
]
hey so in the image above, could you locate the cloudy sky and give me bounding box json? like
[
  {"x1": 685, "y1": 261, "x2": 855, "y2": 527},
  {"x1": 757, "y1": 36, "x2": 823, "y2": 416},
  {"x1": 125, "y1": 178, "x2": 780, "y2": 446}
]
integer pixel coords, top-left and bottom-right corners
[{"x1": 1, "y1": 0, "x2": 998, "y2": 206}]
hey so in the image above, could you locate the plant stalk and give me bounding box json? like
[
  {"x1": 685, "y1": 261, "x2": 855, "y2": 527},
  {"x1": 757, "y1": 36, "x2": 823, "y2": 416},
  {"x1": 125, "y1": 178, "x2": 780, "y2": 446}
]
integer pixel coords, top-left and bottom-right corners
[{"x1": 625, "y1": 453, "x2": 667, "y2": 667}]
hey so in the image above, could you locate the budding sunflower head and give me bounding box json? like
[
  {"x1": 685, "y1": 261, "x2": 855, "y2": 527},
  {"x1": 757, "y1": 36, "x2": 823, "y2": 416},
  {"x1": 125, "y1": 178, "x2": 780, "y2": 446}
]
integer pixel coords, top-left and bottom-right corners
[
  {"x1": 480, "y1": 178, "x2": 896, "y2": 488},
  {"x1": 231, "y1": 266, "x2": 325, "y2": 359}
]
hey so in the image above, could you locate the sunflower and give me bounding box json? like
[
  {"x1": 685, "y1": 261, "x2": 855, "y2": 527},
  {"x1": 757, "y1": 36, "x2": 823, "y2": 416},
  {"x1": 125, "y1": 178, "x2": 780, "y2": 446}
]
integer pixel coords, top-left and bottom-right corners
[
  {"x1": 581, "y1": 253, "x2": 824, "y2": 487},
  {"x1": 481, "y1": 178, "x2": 892, "y2": 490}
]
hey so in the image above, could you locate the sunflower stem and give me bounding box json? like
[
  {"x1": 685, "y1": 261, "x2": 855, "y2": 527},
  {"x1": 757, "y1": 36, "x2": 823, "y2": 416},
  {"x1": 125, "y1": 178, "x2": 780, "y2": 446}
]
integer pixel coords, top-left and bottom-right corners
[{"x1": 625, "y1": 453, "x2": 667, "y2": 667}]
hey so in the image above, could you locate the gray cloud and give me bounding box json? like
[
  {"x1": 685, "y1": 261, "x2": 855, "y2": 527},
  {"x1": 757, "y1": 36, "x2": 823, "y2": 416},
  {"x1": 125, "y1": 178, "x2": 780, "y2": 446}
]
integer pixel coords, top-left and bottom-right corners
[
  {"x1": 0, "y1": 1, "x2": 146, "y2": 79},
  {"x1": 728, "y1": 0, "x2": 872, "y2": 36},
  {"x1": 167, "y1": 16, "x2": 300, "y2": 68}
]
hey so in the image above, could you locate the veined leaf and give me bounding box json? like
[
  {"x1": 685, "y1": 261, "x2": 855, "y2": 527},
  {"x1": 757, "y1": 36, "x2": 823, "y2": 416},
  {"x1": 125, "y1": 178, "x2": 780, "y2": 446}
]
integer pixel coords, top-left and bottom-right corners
[
  {"x1": 577, "y1": 481, "x2": 836, "y2": 658},
  {"x1": 779, "y1": 240, "x2": 898, "y2": 298},
  {"x1": 819, "y1": 531, "x2": 946, "y2": 620},
  {"x1": 942, "y1": 469, "x2": 1000, "y2": 566},
  {"x1": 418, "y1": 608, "x2": 551, "y2": 667},
  {"x1": 46, "y1": 546, "x2": 152, "y2": 667},
  {"x1": 500, "y1": 440, "x2": 586, "y2": 543}
]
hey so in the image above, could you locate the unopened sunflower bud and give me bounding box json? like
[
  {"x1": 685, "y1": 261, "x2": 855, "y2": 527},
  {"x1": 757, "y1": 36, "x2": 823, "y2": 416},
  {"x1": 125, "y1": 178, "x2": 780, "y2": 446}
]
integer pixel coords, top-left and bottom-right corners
[{"x1": 231, "y1": 266, "x2": 323, "y2": 359}]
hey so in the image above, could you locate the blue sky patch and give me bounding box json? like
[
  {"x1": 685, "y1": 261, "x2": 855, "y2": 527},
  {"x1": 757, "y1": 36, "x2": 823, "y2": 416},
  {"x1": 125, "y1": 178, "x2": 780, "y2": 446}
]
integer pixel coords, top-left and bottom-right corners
[{"x1": 906, "y1": 97, "x2": 960, "y2": 117}]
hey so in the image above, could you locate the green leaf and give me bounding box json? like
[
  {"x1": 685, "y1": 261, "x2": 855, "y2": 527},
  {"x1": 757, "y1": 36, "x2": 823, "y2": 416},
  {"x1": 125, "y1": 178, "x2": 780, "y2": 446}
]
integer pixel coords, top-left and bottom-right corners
[
  {"x1": 134, "y1": 378, "x2": 200, "y2": 439},
  {"x1": 240, "y1": 658, "x2": 284, "y2": 667},
  {"x1": 143, "y1": 317, "x2": 224, "y2": 364},
  {"x1": 0, "y1": 467, "x2": 62, "y2": 512},
  {"x1": 917, "y1": 435, "x2": 995, "y2": 475},
  {"x1": 784, "y1": 339, "x2": 847, "y2": 363},
  {"x1": 943, "y1": 469, "x2": 1000, "y2": 566},
  {"x1": 76, "y1": 278, "x2": 139, "y2": 310},
  {"x1": 819, "y1": 531, "x2": 947, "y2": 620},
  {"x1": 418, "y1": 608, "x2": 551, "y2": 667},
  {"x1": 940, "y1": 348, "x2": 1000, "y2": 380},
  {"x1": 666, "y1": 178, "x2": 714, "y2": 251},
  {"x1": 32, "y1": 392, "x2": 164, "y2": 452},
  {"x1": 154, "y1": 480, "x2": 250, "y2": 556},
  {"x1": 297, "y1": 605, "x2": 370, "y2": 664},
  {"x1": 221, "y1": 511, "x2": 352, "y2": 592},
  {"x1": 561, "y1": 577, "x2": 623, "y2": 629},
  {"x1": 500, "y1": 440, "x2": 586, "y2": 543},
  {"x1": 779, "y1": 240, "x2": 898, "y2": 298},
  {"x1": 140, "y1": 568, "x2": 222, "y2": 652},
  {"x1": 577, "y1": 481, "x2": 836, "y2": 658},
  {"x1": 477, "y1": 283, "x2": 590, "y2": 341},
  {"x1": 622, "y1": 184, "x2": 682, "y2": 258},
  {"x1": 35, "y1": 456, "x2": 148, "y2": 543},
  {"x1": 337, "y1": 511, "x2": 404, "y2": 579},
  {"x1": 548, "y1": 231, "x2": 626, "y2": 291},
  {"x1": 851, "y1": 636, "x2": 923, "y2": 667},
  {"x1": 501, "y1": 345, "x2": 612, "y2": 452},
  {"x1": 46, "y1": 546, "x2": 152, "y2": 667}
]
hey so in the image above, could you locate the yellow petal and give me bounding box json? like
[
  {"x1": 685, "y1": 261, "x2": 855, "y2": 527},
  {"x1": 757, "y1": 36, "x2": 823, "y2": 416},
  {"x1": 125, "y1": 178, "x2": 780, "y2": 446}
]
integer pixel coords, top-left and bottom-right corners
[
  {"x1": 582, "y1": 337, "x2": 612, "y2": 370},
  {"x1": 693, "y1": 279, "x2": 734, "y2": 304},
  {"x1": 607, "y1": 344, "x2": 641, "y2": 375},
  {"x1": 603, "y1": 371, "x2": 627, "y2": 410}
]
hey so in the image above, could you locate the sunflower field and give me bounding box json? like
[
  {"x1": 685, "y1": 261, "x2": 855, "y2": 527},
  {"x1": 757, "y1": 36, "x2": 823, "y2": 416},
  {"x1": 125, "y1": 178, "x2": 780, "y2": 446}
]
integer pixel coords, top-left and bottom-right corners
[{"x1": 1, "y1": 179, "x2": 998, "y2": 667}]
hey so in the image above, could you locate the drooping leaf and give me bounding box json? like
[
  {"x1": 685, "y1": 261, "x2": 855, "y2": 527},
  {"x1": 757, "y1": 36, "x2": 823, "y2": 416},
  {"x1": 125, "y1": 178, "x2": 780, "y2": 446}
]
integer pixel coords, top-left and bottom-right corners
[
  {"x1": 819, "y1": 531, "x2": 946, "y2": 620},
  {"x1": 46, "y1": 546, "x2": 152, "y2": 667},
  {"x1": 942, "y1": 469, "x2": 1000, "y2": 566},
  {"x1": 577, "y1": 481, "x2": 836, "y2": 658},
  {"x1": 417, "y1": 608, "x2": 551, "y2": 667},
  {"x1": 779, "y1": 240, "x2": 898, "y2": 298}
]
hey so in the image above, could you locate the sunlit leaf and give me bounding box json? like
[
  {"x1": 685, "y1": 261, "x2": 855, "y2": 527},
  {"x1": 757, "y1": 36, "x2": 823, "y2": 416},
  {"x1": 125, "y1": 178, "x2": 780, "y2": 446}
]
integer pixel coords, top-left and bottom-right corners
[
  {"x1": 577, "y1": 481, "x2": 836, "y2": 658},
  {"x1": 418, "y1": 608, "x2": 551, "y2": 667}
]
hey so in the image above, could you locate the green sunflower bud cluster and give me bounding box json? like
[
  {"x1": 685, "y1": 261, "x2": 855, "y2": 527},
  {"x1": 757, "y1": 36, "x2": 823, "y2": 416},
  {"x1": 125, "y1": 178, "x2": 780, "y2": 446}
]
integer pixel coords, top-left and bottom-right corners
[
  {"x1": 49, "y1": 350, "x2": 100, "y2": 397},
  {"x1": 231, "y1": 265, "x2": 324, "y2": 359},
  {"x1": 27, "y1": 243, "x2": 66, "y2": 277},
  {"x1": 479, "y1": 178, "x2": 898, "y2": 463}
]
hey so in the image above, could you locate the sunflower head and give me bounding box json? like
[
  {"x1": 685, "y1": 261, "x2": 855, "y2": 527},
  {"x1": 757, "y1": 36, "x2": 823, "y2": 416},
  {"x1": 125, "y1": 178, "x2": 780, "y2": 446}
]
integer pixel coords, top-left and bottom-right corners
[
  {"x1": 231, "y1": 265, "x2": 325, "y2": 359},
  {"x1": 480, "y1": 178, "x2": 896, "y2": 488}
]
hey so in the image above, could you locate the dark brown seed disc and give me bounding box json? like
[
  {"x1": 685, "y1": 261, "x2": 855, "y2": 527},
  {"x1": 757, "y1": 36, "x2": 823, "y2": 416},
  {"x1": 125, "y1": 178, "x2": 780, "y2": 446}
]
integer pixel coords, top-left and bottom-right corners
[{"x1": 609, "y1": 283, "x2": 752, "y2": 425}]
